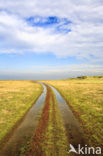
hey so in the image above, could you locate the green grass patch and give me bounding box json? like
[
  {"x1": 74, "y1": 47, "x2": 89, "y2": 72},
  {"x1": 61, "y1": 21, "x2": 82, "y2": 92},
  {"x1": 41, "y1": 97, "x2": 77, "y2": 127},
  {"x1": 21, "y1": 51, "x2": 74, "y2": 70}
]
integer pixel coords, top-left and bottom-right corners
[{"x1": 41, "y1": 89, "x2": 68, "y2": 156}]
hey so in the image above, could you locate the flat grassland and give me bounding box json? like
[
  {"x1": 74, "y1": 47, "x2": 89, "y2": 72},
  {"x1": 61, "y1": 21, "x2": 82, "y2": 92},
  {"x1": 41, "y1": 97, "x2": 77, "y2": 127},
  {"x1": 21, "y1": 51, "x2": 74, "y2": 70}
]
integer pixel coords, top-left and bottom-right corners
[
  {"x1": 46, "y1": 76, "x2": 103, "y2": 146},
  {"x1": 0, "y1": 80, "x2": 42, "y2": 143}
]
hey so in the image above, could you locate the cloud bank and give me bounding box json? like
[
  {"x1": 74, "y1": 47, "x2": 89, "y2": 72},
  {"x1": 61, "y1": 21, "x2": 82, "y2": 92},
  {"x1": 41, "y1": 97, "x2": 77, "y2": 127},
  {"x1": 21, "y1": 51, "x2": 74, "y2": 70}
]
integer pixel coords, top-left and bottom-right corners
[{"x1": 0, "y1": 0, "x2": 103, "y2": 62}]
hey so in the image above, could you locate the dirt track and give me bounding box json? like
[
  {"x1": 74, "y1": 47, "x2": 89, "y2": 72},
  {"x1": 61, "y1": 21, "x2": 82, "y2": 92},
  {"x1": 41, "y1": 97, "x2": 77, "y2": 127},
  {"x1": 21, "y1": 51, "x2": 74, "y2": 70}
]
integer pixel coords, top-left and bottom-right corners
[{"x1": 0, "y1": 83, "x2": 86, "y2": 156}]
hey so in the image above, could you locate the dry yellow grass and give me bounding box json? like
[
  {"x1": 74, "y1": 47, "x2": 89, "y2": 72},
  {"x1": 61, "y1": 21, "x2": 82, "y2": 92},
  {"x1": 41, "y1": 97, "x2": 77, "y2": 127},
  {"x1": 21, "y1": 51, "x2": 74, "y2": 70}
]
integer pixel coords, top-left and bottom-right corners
[
  {"x1": 45, "y1": 77, "x2": 103, "y2": 146},
  {"x1": 0, "y1": 80, "x2": 42, "y2": 143}
]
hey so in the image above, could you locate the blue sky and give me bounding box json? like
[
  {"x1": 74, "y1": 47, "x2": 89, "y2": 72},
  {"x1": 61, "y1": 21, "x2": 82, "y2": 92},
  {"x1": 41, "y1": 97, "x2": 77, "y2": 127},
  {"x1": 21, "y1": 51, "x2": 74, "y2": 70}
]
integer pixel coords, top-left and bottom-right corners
[{"x1": 0, "y1": 0, "x2": 103, "y2": 79}]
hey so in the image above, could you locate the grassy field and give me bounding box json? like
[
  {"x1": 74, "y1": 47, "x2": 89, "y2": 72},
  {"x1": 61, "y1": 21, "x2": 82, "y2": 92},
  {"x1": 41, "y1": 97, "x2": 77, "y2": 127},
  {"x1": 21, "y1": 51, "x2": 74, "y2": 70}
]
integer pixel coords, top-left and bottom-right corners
[
  {"x1": 0, "y1": 80, "x2": 42, "y2": 145},
  {"x1": 45, "y1": 76, "x2": 103, "y2": 147}
]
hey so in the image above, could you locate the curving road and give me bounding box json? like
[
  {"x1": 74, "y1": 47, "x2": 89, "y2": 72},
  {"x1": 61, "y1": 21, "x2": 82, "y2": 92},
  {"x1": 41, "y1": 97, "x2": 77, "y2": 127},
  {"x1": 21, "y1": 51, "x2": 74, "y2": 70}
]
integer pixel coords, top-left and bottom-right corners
[{"x1": 0, "y1": 83, "x2": 86, "y2": 156}]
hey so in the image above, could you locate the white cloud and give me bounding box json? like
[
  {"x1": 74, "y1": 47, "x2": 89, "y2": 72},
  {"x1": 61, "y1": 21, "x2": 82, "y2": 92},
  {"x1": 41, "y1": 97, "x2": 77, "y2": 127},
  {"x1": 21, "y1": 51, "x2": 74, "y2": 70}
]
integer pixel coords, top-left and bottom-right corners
[{"x1": 0, "y1": 0, "x2": 103, "y2": 62}]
